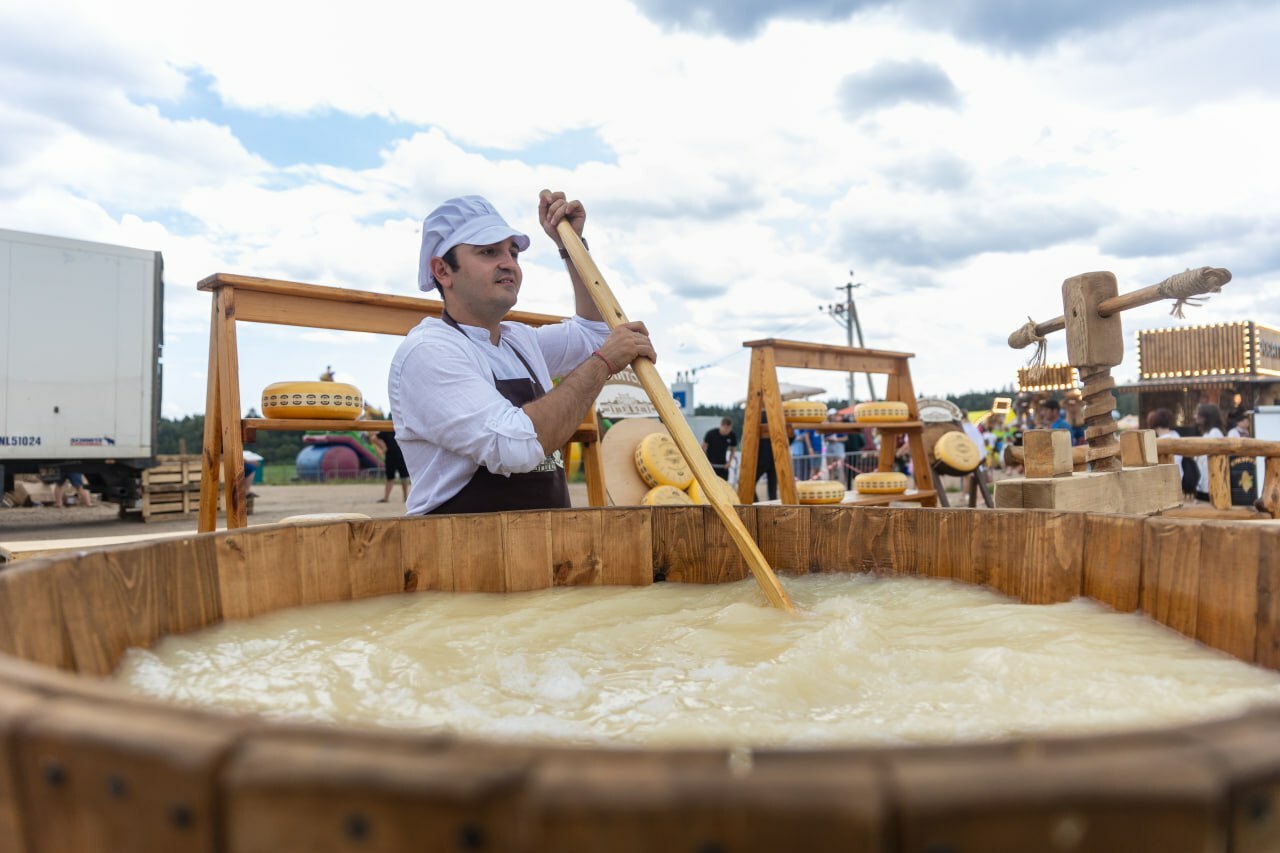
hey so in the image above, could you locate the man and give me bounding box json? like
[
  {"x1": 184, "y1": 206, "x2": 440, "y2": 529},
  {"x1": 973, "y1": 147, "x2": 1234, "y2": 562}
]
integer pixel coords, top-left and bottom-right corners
[
  {"x1": 389, "y1": 191, "x2": 655, "y2": 515},
  {"x1": 372, "y1": 428, "x2": 410, "y2": 503},
  {"x1": 823, "y1": 409, "x2": 847, "y2": 486},
  {"x1": 51, "y1": 470, "x2": 93, "y2": 508},
  {"x1": 701, "y1": 417, "x2": 738, "y2": 480},
  {"x1": 1037, "y1": 398, "x2": 1070, "y2": 432}
]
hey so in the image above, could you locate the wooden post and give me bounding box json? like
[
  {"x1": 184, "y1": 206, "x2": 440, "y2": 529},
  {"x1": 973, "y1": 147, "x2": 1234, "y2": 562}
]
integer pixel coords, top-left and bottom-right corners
[
  {"x1": 214, "y1": 288, "x2": 247, "y2": 528},
  {"x1": 1209, "y1": 455, "x2": 1232, "y2": 509},
  {"x1": 759, "y1": 349, "x2": 794, "y2": 506},
  {"x1": 736, "y1": 350, "x2": 765, "y2": 504},
  {"x1": 1261, "y1": 457, "x2": 1280, "y2": 518},
  {"x1": 1062, "y1": 272, "x2": 1123, "y2": 473},
  {"x1": 1023, "y1": 429, "x2": 1072, "y2": 479},
  {"x1": 198, "y1": 297, "x2": 224, "y2": 534},
  {"x1": 1119, "y1": 429, "x2": 1159, "y2": 468}
]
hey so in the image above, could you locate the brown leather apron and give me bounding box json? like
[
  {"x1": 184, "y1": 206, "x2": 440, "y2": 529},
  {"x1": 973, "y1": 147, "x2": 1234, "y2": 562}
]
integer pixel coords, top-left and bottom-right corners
[{"x1": 427, "y1": 312, "x2": 570, "y2": 514}]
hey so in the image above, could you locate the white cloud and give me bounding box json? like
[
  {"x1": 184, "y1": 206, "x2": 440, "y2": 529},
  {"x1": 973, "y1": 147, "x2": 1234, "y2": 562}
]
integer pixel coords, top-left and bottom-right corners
[{"x1": 0, "y1": 0, "x2": 1277, "y2": 421}]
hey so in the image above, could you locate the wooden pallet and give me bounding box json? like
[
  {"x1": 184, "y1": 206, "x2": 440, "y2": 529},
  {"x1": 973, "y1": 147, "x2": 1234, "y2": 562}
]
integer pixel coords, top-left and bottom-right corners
[{"x1": 128, "y1": 456, "x2": 254, "y2": 522}]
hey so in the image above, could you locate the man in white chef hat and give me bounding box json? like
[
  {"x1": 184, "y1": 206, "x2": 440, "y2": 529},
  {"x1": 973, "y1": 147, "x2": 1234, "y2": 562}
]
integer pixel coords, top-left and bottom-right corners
[{"x1": 390, "y1": 190, "x2": 655, "y2": 515}]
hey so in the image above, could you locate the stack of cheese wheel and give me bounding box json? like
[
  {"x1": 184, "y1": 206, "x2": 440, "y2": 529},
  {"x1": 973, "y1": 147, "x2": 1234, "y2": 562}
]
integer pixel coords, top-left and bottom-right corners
[
  {"x1": 853, "y1": 471, "x2": 909, "y2": 494},
  {"x1": 262, "y1": 382, "x2": 364, "y2": 420},
  {"x1": 632, "y1": 432, "x2": 745, "y2": 507},
  {"x1": 852, "y1": 401, "x2": 910, "y2": 423},
  {"x1": 934, "y1": 430, "x2": 981, "y2": 474},
  {"x1": 796, "y1": 480, "x2": 845, "y2": 504},
  {"x1": 641, "y1": 485, "x2": 694, "y2": 506},
  {"x1": 782, "y1": 400, "x2": 826, "y2": 424},
  {"x1": 687, "y1": 475, "x2": 740, "y2": 506},
  {"x1": 635, "y1": 433, "x2": 695, "y2": 506}
]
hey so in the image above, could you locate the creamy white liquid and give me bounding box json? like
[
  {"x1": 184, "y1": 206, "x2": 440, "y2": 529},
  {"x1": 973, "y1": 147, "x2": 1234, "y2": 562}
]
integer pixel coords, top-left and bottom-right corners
[{"x1": 115, "y1": 575, "x2": 1280, "y2": 748}]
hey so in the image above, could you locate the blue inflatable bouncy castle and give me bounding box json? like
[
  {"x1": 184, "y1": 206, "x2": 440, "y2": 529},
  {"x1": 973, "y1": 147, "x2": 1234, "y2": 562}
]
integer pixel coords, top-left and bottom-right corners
[{"x1": 295, "y1": 432, "x2": 385, "y2": 481}]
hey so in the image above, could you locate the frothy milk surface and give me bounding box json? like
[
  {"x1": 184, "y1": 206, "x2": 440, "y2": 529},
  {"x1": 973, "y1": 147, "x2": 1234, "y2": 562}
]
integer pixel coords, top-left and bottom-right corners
[{"x1": 115, "y1": 575, "x2": 1280, "y2": 747}]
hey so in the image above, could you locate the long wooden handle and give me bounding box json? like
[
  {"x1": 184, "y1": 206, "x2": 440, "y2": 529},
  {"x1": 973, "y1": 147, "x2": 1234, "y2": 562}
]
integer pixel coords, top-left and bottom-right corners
[
  {"x1": 556, "y1": 222, "x2": 795, "y2": 611},
  {"x1": 1008, "y1": 266, "x2": 1231, "y2": 348}
]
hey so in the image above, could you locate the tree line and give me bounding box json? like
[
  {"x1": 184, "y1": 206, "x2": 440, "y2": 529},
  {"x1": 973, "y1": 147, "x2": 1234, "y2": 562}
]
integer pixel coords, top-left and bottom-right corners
[{"x1": 158, "y1": 414, "x2": 304, "y2": 464}]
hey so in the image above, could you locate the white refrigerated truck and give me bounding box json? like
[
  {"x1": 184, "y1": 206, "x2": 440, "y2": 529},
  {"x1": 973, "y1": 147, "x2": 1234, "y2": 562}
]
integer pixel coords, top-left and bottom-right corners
[{"x1": 1, "y1": 228, "x2": 163, "y2": 506}]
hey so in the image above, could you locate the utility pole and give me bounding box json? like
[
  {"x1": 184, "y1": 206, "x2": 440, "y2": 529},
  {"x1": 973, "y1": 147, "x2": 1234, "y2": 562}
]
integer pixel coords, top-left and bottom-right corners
[{"x1": 820, "y1": 273, "x2": 876, "y2": 402}]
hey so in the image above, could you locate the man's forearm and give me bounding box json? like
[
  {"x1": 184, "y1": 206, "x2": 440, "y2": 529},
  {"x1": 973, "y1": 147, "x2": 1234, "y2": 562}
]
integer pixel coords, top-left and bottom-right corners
[
  {"x1": 522, "y1": 355, "x2": 613, "y2": 454},
  {"x1": 568, "y1": 255, "x2": 603, "y2": 322}
]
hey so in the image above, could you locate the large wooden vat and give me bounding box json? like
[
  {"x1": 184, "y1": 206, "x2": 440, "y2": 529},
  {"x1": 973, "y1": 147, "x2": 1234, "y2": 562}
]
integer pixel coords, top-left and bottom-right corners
[{"x1": 2, "y1": 505, "x2": 1279, "y2": 852}]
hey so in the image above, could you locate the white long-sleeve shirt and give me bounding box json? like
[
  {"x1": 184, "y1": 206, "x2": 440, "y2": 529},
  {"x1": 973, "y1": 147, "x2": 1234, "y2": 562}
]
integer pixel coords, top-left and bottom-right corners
[
  {"x1": 1196, "y1": 426, "x2": 1224, "y2": 494},
  {"x1": 389, "y1": 314, "x2": 609, "y2": 514}
]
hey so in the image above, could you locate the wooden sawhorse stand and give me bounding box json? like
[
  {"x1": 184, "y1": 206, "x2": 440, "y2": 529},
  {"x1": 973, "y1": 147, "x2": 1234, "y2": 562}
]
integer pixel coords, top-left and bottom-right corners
[
  {"x1": 932, "y1": 460, "x2": 994, "y2": 508},
  {"x1": 198, "y1": 273, "x2": 607, "y2": 532},
  {"x1": 736, "y1": 339, "x2": 937, "y2": 507}
]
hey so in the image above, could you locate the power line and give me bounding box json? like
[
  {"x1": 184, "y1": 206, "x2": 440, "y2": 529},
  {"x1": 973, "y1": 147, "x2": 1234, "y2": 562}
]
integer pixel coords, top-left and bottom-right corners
[
  {"x1": 819, "y1": 272, "x2": 877, "y2": 401},
  {"x1": 684, "y1": 313, "x2": 825, "y2": 378}
]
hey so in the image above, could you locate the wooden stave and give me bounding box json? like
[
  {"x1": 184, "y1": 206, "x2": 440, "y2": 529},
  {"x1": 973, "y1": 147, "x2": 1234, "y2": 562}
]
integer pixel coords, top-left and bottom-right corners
[{"x1": 0, "y1": 507, "x2": 1278, "y2": 851}]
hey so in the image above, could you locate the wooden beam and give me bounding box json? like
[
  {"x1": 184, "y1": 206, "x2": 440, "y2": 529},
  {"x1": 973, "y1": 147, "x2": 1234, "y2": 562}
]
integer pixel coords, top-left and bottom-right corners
[
  {"x1": 741, "y1": 338, "x2": 910, "y2": 375},
  {"x1": 1116, "y1": 464, "x2": 1183, "y2": 515},
  {"x1": 199, "y1": 272, "x2": 563, "y2": 330},
  {"x1": 998, "y1": 471, "x2": 1123, "y2": 513},
  {"x1": 1156, "y1": 436, "x2": 1280, "y2": 456}
]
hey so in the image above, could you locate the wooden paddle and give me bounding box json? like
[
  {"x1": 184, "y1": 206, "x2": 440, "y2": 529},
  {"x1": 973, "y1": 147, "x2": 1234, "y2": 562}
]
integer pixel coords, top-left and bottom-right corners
[{"x1": 554, "y1": 217, "x2": 795, "y2": 612}]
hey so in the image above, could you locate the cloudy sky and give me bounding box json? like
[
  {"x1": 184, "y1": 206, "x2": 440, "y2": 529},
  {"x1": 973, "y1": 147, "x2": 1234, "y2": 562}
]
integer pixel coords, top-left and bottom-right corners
[{"x1": 3, "y1": 0, "x2": 1277, "y2": 417}]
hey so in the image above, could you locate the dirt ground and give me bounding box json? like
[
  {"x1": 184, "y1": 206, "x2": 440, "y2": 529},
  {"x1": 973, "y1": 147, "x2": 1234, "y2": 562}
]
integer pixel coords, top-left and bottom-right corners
[{"x1": 0, "y1": 482, "x2": 594, "y2": 546}]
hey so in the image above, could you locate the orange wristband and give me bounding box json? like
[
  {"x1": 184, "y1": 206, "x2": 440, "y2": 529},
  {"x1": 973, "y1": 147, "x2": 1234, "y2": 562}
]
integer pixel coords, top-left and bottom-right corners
[{"x1": 591, "y1": 350, "x2": 617, "y2": 374}]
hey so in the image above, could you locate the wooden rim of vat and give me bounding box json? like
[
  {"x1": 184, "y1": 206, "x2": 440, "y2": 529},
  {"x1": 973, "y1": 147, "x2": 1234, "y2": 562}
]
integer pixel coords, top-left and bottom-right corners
[{"x1": 2, "y1": 507, "x2": 1280, "y2": 849}]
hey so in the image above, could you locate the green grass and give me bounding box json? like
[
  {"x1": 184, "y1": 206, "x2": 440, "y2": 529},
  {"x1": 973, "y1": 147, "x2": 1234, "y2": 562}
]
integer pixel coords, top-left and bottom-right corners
[
  {"x1": 260, "y1": 462, "x2": 383, "y2": 486},
  {"x1": 261, "y1": 463, "x2": 295, "y2": 485}
]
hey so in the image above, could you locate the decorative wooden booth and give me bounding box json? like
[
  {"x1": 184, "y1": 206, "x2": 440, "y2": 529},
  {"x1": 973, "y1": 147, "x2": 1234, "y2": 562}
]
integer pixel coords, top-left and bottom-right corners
[
  {"x1": 2, "y1": 508, "x2": 1280, "y2": 851},
  {"x1": 1000, "y1": 267, "x2": 1231, "y2": 514},
  {"x1": 197, "y1": 274, "x2": 608, "y2": 532},
  {"x1": 1122, "y1": 320, "x2": 1280, "y2": 426},
  {"x1": 736, "y1": 339, "x2": 937, "y2": 507}
]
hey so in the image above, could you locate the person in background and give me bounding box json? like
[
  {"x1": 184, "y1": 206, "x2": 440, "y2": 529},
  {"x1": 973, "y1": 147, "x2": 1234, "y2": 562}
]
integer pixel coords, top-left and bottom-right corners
[
  {"x1": 823, "y1": 409, "x2": 847, "y2": 487},
  {"x1": 1227, "y1": 411, "x2": 1251, "y2": 439},
  {"x1": 981, "y1": 411, "x2": 1005, "y2": 468},
  {"x1": 1063, "y1": 390, "x2": 1087, "y2": 444},
  {"x1": 1147, "y1": 408, "x2": 1193, "y2": 500},
  {"x1": 1193, "y1": 402, "x2": 1225, "y2": 502},
  {"x1": 52, "y1": 471, "x2": 93, "y2": 508},
  {"x1": 700, "y1": 417, "x2": 738, "y2": 481},
  {"x1": 240, "y1": 450, "x2": 263, "y2": 504},
  {"x1": 790, "y1": 427, "x2": 814, "y2": 480},
  {"x1": 753, "y1": 414, "x2": 789, "y2": 502},
  {"x1": 805, "y1": 425, "x2": 824, "y2": 479},
  {"x1": 1036, "y1": 398, "x2": 1070, "y2": 431},
  {"x1": 959, "y1": 409, "x2": 985, "y2": 457},
  {"x1": 373, "y1": 428, "x2": 410, "y2": 502},
  {"x1": 845, "y1": 416, "x2": 867, "y2": 461}
]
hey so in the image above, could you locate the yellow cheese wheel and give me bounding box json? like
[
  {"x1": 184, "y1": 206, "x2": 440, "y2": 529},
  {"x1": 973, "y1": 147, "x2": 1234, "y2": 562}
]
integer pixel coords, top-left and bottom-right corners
[
  {"x1": 934, "y1": 431, "x2": 981, "y2": 473},
  {"x1": 782, "y1": 400, "x2": 826, "y2": 424},
  {"x1": 853, "y1": 401, "x2": 910, "y2": 423},
  {"x1": 796, "y1": 480, "x2": 845, "y2": 504},
  {"x1": 686, "y1": 476, "x2": 740, "y2": 505},
  {"x1": 634, "y1": 433, "x2": 693, "y2": 489},
  {"x1": 853, "y1": 471, "x2": 909, "y2": 494},
  {"x1": 641, "y1": 485, "x2": 694, "y2": 506},
  {"x1": 262, "y1": 382, "x2": 364, "y2": 420}
]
